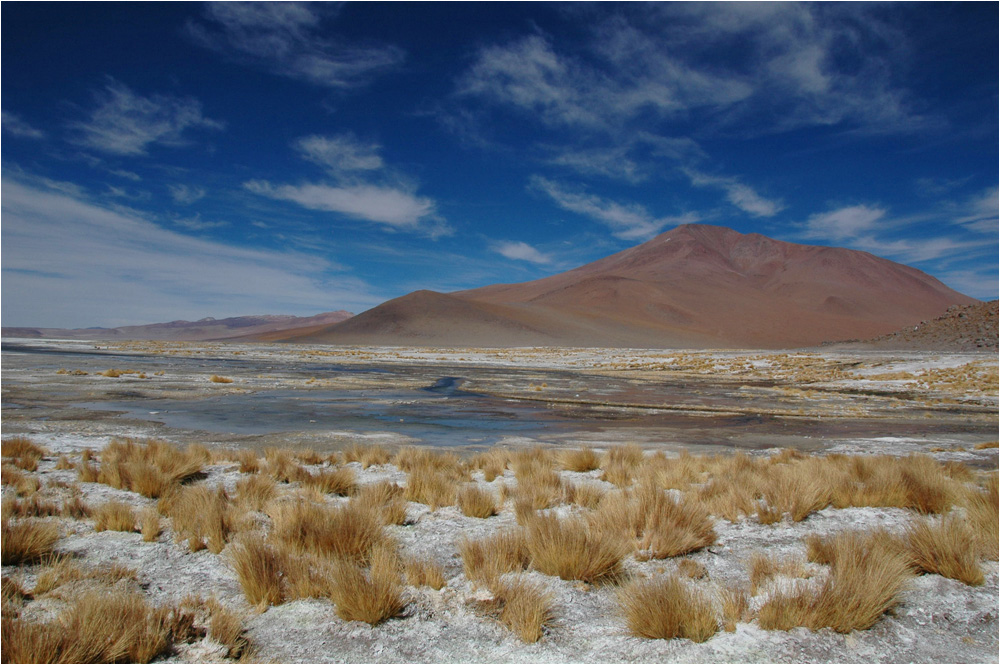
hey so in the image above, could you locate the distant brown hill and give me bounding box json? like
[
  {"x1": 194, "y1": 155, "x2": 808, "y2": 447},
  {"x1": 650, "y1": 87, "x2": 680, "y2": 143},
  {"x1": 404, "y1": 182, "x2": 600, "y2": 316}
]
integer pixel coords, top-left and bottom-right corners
[
  {"x1": 280, "y1": 224, "x2": 978, "y2": 349},
  {"x1": 848, "y1": 300, "x2": 998, "y2": 351},
  {"x1": 2, "y1": 311, "x2": 353, "y2": 342}
]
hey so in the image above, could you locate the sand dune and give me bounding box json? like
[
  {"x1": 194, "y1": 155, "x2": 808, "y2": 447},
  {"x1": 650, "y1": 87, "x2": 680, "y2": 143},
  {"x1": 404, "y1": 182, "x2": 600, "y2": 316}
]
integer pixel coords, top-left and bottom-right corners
[{"x1": 288, "y1": 224, "x2": 977, "y2": 349}]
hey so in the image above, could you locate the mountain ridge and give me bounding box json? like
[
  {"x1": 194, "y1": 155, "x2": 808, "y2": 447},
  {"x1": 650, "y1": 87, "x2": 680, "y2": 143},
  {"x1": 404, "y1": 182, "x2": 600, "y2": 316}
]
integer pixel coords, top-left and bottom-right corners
[{"x1": 287, "y1": 224, "x2": 977, "y2": 349}]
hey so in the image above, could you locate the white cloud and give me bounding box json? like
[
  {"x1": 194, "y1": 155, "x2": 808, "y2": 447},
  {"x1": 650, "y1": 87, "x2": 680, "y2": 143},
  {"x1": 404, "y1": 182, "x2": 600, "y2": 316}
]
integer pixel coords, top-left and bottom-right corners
[
  {"x1": 492, "y1": 240, "x2": 551, "y2": 265},
  {"x1": 69, "y1": 79, "x2": 223, "y2": 156},
  {"x1": 0, "y1": 177, "x2": 380, "y2": 328},
  {"x1": 801, "y1": 205, "x2": 887, "y2": 240},
  {"x1": 245, "y1": 180, "x2": 439, "y2": 230},
  {"x1": 294, "y1": 134, "x2": 383, "y2": 176},
  {"x1": 531, "y1": 176, "x2": 698, "y2": 240},
  {"x1": 684, "y1": 169, "x2": 785, "y2": 218},
  {"x1": 188, "y1": 2, "x2": 403, "y2": 88},
  {"x1": 110, "y1": 169, "x2": 142, "y2": 181},
  {"x1": 2, "y1": 111, "x2": 45, "y2": 139},
  {"x1": 952, "y1": 187, "x2": 998, "y2": 234},
  {"x1": 168, "y1": 184, "x2": 207, "y2": 205},
  {"x1": 173, "y1": 214, "x2": 229, "y2": 231}
]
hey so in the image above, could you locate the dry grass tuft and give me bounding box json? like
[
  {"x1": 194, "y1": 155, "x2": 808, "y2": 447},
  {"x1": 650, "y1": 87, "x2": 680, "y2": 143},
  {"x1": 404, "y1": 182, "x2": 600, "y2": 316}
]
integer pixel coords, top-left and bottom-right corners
[
  {"x1": 526, "y1": 514, "x2": 627, "y2": 584},
  {"x1": 328, "y1": 544, "x2": 406, "y2": 625},
  {"x1": 263, "y1": 448, "x2": 309, "y2": 483},
  {"x1": 973, "y1": 441, "x2": 999, "y2": 449},
  {"x1": 163, "y1": 484, "x2": 233, "y2": 553},
  {"x1": 963, "y1": 473, "x2": 999, "y2": 560},
  {"x1": 343, "y1": 443, "x2": 392, "y2": 468},
  {"x1": 564, "y1": 482, "x2": 606, "y2": 510},
  {"x1": 2, "y1": 436, "x2": 46, "y2": 471},
  {"x1": 206, "y1": 598, "x2": 253, "y2": 659},
  {"x1": 761, "y1": 529, "x2": 913, "y2": 633},
  {"x1": 268, "y1": 499, "x2": 386, "y2": 563},
  {"x1": 3, "y1": 495, "x2": 61, "y2": 519},
  {"x1": 601, "y1": 444, "x2": 644, "y2": 487},
  {"x1": 560, "y1": 448, "x2": 600, "y2": 472},
  {"x1": 512, "y1": 463, "x2": 564, "y2": 511},
  {"x1": 76, "y1": 461, "x2": 100, "y2": 484},
  {"x1": 470, "y1": 448, "x2": 510, "y2": 482},
  {"x1": 1, "y1": 517, "x2": 60, "y2": 565},
  {"x1": 617, "y1": 575, "x2": 718, "y2": 642},
  {"x1": 140, "y1": 506, "x2": 161, "y2": 542},
  {"x1": 32, "y1": 557, "x2": 137, "y2": 595},
  {"x1": 232, "y1": 449, "x2": 261, "y2": 474},
  {"x1": 234, "y1": 473, "x2": 277, "y2": 512},
  {"x1": 718, "y1": 585, "x2": 750, "y2": 632},
  {"x1": 97, "y1": 438, "x2": 205, "y2": 499},
  {"x1": 209, "y1": 375, "x2": 234, "y2": 383},
  {"x1": 747, "y1": 552, "x2": 809, "y2": 594},
  {"x1": 457, "y1": 484, "x2": 499, "y2": 518},
  {"x1": 229, "y1": 537, "x2": 284, "y2": 608},
  {"x1": 303, "y1": 467, "x2": 356, "y2": 496},
  {"x1": 906, "y1": 516, "x2": 984, "y2": 586},
  {"x1": 405, "y1": 557, "x2": 447, "y2": 590},
  {"x1": 94, "y1": 500, "x2": 136, "y2": 532},
  {"x1": 484, "y1": 576, "x2": 554, "y2": 643},
  {"x1": 677, "y1": 558, "x2": 708, "y2": 579},
  {"x1": 354, "y1": 481, "x2": 408, "y2": 526},
  {"x1": 460, "y1": 529, "x2": 531, "y2": 585}
]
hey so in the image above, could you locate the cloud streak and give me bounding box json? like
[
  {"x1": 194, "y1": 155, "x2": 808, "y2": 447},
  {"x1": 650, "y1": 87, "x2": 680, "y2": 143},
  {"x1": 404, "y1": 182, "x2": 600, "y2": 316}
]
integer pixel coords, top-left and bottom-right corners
[
  {"x1": 1, "y1": 177, "x2": 381, "y2": 328},
  {"x1": 69, "y1": 79, "x2": 222, "y2": 156},
  {"x1": 492, "y1": 240, "x2": 552, "y2": 265},
  {"x1": 684, "y1": 170, "x2": 785, "y2": 217},
  {"x1": 188, "y1": 2, "x2": 403, "y2": 88},
  {"x1": 531, "y1": 176, "x2": 698, "y2": 240}
]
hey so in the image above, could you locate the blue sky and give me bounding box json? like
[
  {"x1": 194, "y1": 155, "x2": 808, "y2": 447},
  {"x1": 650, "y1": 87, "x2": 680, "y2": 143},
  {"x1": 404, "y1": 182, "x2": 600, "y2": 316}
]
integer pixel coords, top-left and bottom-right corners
[{"x1": 2, "y1": 2, "x2": 996, "y2": 328}]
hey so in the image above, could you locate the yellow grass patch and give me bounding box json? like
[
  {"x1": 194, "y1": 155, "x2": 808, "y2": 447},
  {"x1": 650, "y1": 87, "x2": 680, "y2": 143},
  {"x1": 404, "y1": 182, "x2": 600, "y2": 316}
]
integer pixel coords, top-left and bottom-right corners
[
  {"x1": 617, "y1": 575, "x2": 718, "y2": 642},
  {"x1": 526, "y1": 513, "x2": 627, "y2": 584},
  {"x1": 484, "y1": 576, "x2": 554, "y2": 643},
  {"x1": 460, "y1": 529, "x2": 531, "y2": 585},
  {"x1": 94, "y1": 500, "x2": 136, "y2": 533},
  {"x1": 457, "y1": 484, "x2": 499, "y2": 518}
]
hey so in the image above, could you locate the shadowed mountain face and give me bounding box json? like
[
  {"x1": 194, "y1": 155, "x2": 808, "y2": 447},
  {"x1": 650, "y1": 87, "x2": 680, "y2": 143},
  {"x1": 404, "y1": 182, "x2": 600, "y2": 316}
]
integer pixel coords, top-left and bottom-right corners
[
  {"x1": 2, "y1": 311, "x2": 353, "y2": 342},
  {"x1": 286, "y1": 225, "x2": 978, "y2": 349}
]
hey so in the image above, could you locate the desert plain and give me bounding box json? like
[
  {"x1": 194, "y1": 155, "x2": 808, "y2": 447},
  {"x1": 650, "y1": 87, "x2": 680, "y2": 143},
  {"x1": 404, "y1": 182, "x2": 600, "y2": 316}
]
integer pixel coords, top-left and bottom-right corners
[{"x1": 1, "y1": 338, "x2": 998, "y2": 663}]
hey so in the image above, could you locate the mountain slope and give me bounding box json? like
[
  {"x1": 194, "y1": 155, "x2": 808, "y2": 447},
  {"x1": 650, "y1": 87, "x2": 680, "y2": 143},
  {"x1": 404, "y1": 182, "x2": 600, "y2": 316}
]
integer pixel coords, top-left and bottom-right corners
[{"x1": 289, "y1": 224, "x2": 976, "y2": 349}]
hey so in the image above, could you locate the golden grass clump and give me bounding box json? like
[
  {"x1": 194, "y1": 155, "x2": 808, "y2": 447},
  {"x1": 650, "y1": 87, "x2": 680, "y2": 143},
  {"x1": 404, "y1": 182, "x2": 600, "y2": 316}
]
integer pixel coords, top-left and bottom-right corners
[
  {"x1": 76, "y1": 461, "x2": 100, "y2": 484},
  {"x1": 564, "y1": 481, "x2": 606, "y2": 510},
  {"x1": 263, "y1": 448, "x2": 309, "y2": 483},
  {"x1": 644, "y1": 450, "x2": 703, "y2": 491},
  {"x1": 560, "y1": 448, "x2": 600, "y2": 473},
  {"x1": 617, "y1": 575, "x2": 718, "y2": 642},
  {"x1": 229, "y1": 537, "x2": 285, "y2": 608},
  {"x1": 209, "y1": 375, "x2": 233, "y2": 383},
  {"x1": 677, "y1": 558, "x2": 708, "y2": 579},
  {"x1": 760, "y1": 529, "x2": 913, "y2": 633},
  {"x1": 3, "y1": 495, "x2": 61, "y2": 519},
  {"x1": 97, "y1": 438, "x2": 204, "y2": 499},
  {"x1": 962, "y1": 473, "x2": 999, "y2": 560},
  {"x1": 303, "y1": 467, "x2": 356, "y2": 496},
  {"x1": 906, "y1": 516, "x2": 984, "y2": 586},
  {"x1": 526, "y1": 513, "x2": 627, "y2": 584},
  {"x1": 206, "y1": 598, "x2": 253, "y2": 659},
  {"x1": 234, "y1": 473, "x2": 277, "y2": 512},
  {"x1": 32, "y1": 557, "x2": 137, "y2": 595},
  {"x1": 718, "y1": 585, "x2": 750, "y2": 632},
  {"x1": 232, "y1": 449, "x2": 261, "y2": 474},
  {"x1": 405, "y1": 557, "x2": 447, "y2": 590},
  {"x1": 140, "y1": 506, "x2": 161, "y2": 542},
  {"x1": 163, "y1": 484, "x2": 233, "y2": 553},
  {"x1": 94, "y1": 500, "x2": 136, "y2": 533},
  {"x1": 510, "y1": 446, "x2": 555, "y2": 478},
  {"x1": 600, "y1": 444, "x2": 644, "y2": 487},
  {"x1": 354, "y1": 481, "x2": 408, "y2": 526},
  {"x1": 470, "y1": 448, "x2": 510, "y2": 481},
  {"x1": 2, "y1": 437, "x2": 46, "y2": 471},
  {"x1": 328, "y1": 543, "x2": 406, "y2": 625},
  {"x1": 512, "y1": 458, "x2": 564, "y2": 511},
  {"x1": 343, "y1": 443, "x2": 392, "y2": 468},
  {"x1": 457, "y1": 484, "x2": 499, "y2": 518},
  {"x1": 973, "y1": 441, "x2": 999, "y2": 449},
  {"x1": 460, "y1": 529, "x2": 531, "y2": 585},
  {"x1": 1, "y1": 517, "x2": 60, "y2": 565},
  {"x1": 268, "y1": 499, "x2": 385, "y2": 563},
  {"x1": 484, "y1": 576, "x2": 554, "y2": 643},
  {"x1": 747, "y1": 552, "x2": 809, "y2": 594}
]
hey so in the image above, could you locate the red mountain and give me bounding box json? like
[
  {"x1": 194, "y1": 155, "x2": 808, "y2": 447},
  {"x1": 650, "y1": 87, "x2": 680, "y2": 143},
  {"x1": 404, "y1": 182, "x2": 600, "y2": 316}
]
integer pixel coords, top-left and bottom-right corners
[{"x1": 283, "y1": 225, "x2": 977, "y2": 349}]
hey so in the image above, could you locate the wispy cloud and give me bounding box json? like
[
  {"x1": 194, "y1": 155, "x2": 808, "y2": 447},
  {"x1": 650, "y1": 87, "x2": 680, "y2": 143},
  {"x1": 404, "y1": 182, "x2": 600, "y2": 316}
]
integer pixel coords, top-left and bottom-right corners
[
  {"x1": 168, "y1": 184, "x2": 207, "y2": 205},
  {"x1": 1, "y1": 177, "x2": 380, "y2": 327},
  {"x1": 683, "y1": 169, "x2": 785, "y2": 217},
  {"x1": 247, "y1": 132, "x2": 447, "y2": 236},
  {"x1": 294, "y1": 134, "x2": 383, "y2": 176},
  {"x1": 245, "y1": 180, "x2": 440, "y2": 231},
  {"x1": 802, "y1": 205, "x2": 887, "y2": 240},
  {"x1": 2, "y1": 111, "x2": 45, "y2": 139},
  {"x1": 188, "y1": 2, "x2": 403, "y2": 88},
  {"x1": 492, "y1": 240, "x2": 552, "y2": 265},
  {"x1": 172, "y1": 214, "x2": 229, "y2": 232},
  {"x1": 951, "y1": 186, "x2": 998, "y2": 234},
  {"x1": 69, "y1": 79, "x2": 222, "y2": 156},
  {"x1": 531, "y1": 176, "x2": 698, "y2": 240}
]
